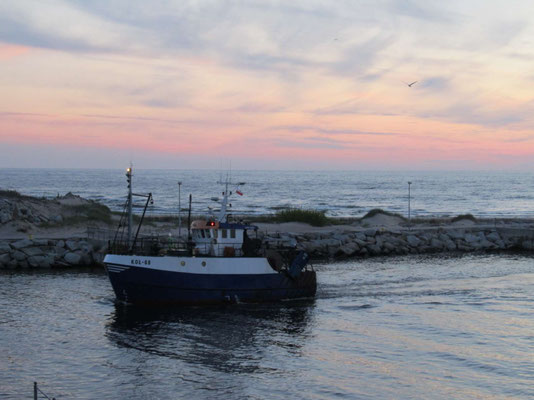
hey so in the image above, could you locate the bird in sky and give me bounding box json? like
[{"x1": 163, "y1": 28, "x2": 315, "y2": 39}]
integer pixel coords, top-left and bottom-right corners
[{"x1": 403, "y1": 80, "x2": 418, "y2": 87}]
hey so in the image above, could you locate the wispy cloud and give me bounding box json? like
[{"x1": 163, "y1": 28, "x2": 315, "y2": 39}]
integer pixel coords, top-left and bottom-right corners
[
  {"x1": 389, "y1": 0, "x2": 454, "y2": 22},
  {"x1": 271, "y1": 125, "x2": 401, "y2": 136},
  {"x1": 1, "y1": 0, "x2": 534, "y2": 169}
]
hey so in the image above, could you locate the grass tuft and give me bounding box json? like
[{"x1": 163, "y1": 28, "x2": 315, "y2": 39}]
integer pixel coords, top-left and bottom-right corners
[
  {"x1": 67, "y1": 203, "x2": 113, "y2": 224},
  {"x1": 451, "y1": 213, "x2": 477, "y2": 223},
  {"x1": 0, "y1": 189, "x2": 33, "y2": 200},
  {"x1": 274, "y1": 208, "x2": 330, "y2": 227},
  {"x1": 362, "y1": 208, "x2": 406, "y2": 220}
]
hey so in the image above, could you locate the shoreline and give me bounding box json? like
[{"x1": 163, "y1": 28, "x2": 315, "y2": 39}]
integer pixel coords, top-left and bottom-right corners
[
  {"x1": 0, "y1": 191, "x2": 533, "y2": 268},
  {"x1": 0, "y1": 221, "x2": 532, "y2": 269}
]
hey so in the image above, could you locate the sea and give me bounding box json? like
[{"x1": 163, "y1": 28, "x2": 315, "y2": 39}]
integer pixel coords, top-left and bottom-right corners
[
  {"x1": 1, "y1": 169, "x2": 534, "y2": 398},
  {"x1": 1, "y1": 254, "x2": 533, "y2": 399},
  {"x1": 1, "y1": 169, "x2": 533, "y2": 218}
]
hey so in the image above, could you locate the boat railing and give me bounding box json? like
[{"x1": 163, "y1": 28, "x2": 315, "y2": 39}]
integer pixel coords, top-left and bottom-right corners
[
  {"x1": 109, "y1": 236, "x2": 189, "y2": 256},
  {"x1": 109, "y1": 236, "x2": 301, "y2": 259}
]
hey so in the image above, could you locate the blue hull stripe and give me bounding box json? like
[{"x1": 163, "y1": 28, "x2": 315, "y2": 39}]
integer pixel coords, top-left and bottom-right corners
[{"x1": 105, "y1": 263, "x2": 316, "y2": 305}]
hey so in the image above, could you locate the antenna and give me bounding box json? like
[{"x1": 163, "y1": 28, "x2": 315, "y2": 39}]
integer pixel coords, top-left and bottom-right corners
[{"x1": 125, "y1": 163, "x2": 133, "y2": 248}]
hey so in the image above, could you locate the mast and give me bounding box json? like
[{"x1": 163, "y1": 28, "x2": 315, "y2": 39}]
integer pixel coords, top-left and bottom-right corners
[
  {"x1": 126, "y1": 165, "x2": 133, "y2": 248},
  {"x1": 215, "y1": 175, "x2": 245, "y2": 222}
]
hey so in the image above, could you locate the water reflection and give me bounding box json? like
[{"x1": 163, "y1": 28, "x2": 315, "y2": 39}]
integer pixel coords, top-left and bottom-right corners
[{"x1": 106, "y1": 301, "x2": 316, "y2": 375}]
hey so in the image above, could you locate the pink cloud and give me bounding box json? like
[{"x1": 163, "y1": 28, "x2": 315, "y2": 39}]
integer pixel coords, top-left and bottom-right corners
[{"x1": 0, "y1": 43, "x2": 30, "y2": 60}]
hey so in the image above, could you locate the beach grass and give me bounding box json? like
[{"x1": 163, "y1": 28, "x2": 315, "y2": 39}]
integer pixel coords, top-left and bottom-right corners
[
  {"x1": 273, "y1": 208, "x2": 331, "y2": 226},
  {"x1": 0, "y1": 189, "x2": 36, "y2": 200},
  {"x1": 451, "y1": 213, "x2": 477, "y2": 223},
  {"x1": 361, "y1": 208, "x2": 406, "y2": 220}
]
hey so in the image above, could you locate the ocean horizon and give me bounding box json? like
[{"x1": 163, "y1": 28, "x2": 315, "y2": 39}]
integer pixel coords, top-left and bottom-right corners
[{"x1": 1, "y1": 168, "x2": 533, "y2": 218}]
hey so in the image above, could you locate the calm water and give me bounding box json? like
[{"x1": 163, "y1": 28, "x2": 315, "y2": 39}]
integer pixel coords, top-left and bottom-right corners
[
  {"x1": 1, "y1": 254, "x2": 533, "y2": 399},
  {"x1": 1, "y1": 168, "x2": 533, "y2": 217}
]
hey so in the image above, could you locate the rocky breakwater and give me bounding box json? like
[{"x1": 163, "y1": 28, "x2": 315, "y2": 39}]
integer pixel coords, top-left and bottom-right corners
[
  {"x1": 0, "y1": 238, "x2": 104, "y2": 269},
  {"x1": 263, "y1": 226, "x2": 534, "y2": 260}
]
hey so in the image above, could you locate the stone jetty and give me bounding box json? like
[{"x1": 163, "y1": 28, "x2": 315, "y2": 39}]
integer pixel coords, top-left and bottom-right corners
[
  {"x1": 0, "y1": 238, "x2": 104, "y2": 269},
  {"x1": 262, "y1": 225, "x2": 534, "y2": 260},
  {"x1": 0, "y1": 225, "x2": 532, "y2": 269}
]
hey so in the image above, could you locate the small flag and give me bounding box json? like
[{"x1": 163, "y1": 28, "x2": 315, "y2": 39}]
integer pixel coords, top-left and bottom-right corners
[{"x1": 236, "y1": 189, "x2": 243, "y2": 196}]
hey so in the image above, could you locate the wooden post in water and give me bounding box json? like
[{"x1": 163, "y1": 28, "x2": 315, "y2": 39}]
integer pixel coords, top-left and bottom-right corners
[{"x1": 34, "y1": 382, "x2": 37, "y2": 400}]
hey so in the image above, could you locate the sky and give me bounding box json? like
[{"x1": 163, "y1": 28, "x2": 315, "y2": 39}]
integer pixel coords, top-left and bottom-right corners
[{"x1": 0, "y1": 0, "x2": 533, "y2": 170}]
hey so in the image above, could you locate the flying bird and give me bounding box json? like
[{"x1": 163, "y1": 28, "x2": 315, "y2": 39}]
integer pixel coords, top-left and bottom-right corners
[{"x1": 403, "y1": 80, "x2": 418, "y2": 87}]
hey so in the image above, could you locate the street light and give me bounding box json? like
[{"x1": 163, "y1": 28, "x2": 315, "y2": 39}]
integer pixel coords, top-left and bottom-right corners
[
  {"x1": 178, "y1": 181, "x2": 182, "y2": 237},
  {"x1": 408, "y1": 181, "x2": 412, "y2": 225}
]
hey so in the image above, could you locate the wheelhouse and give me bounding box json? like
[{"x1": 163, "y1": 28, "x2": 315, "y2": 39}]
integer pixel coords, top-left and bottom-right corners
[{"x1": 190, "y1": 219, "x2": 258, "y2": 256}]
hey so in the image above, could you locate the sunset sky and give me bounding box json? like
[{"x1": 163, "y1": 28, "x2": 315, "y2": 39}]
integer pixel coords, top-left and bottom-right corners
[{"x1": 1, "y1": 1, "x2": 533, "y2": 170}]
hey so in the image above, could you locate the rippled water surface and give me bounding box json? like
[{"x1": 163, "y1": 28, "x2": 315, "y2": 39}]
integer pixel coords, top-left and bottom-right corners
[
  {"x1": 1, "y1": 254, "x2": 534, "y2": 399},
  {"x1": 1, "y1": 169, "x2": 533, "y2": 217}
]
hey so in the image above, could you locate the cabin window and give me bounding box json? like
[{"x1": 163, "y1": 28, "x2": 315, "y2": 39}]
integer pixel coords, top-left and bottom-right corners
[
  {"x1": 213, "y1": 229, "x2": 218, "y2": 238},
  {"x1": 200, "y1": 230, "x2": 205, "y2": 238},
  {"x1": 222, "y1": 229, "x2": 227, "y2": 238},
  {"x1": 230, "y1": 229, "x2": 236, "y2": 238}
]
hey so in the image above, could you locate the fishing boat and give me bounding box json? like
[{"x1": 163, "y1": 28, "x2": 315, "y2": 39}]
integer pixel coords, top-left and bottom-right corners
[{"x1": 103, "y1": 167, "x2": 316, "y2": 305}]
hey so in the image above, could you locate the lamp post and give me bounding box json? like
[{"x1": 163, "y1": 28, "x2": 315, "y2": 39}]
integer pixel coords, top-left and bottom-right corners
[
  {"x1": 178, "y1": 181, "x2": 182, "y2": 237},
  {"x1": 126, "y1": 166, "x2": 133, "y2": 247},
  {"x1": 408, "y1": 181, "x2": 412, "y2": 225}
]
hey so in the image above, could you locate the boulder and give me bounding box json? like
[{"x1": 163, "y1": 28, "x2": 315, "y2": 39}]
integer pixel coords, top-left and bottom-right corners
[
  {"x1": 355, "y1": 232, "x2": 367, "y2": 241},
  {"x1": 303, "y1": 233, "x2": 318, "y2": 240},
  {"x1": 383, "y1": 242, "x2": 396, "y2": 252},
  {"x1": 321, "y1": 238, "x2": 342, "y2": 247},
  {"x1": 354, "y1": 238, "x2": 367, "y2": 247},
  {"x1": 28, "y1": 256, "x2": 47, "y2": 268},
  {"x1": 398, "y1": 246, "x2": 410, "y2": 254},
  {"x1": 10, "y1": 239, "x2": 33, "y2": 250},
  {"x1": 486, "y1": 231, "x2": 501, "y2": 242},
  {"x1": 406, "y1": 235, "x2": 421, "y2": 247},
  {"x1": 54, "y1": 246, "x2": 67, "y2": 258},
  {"x1": 419, "y1": 233, "x2": 432, "y2": 243},
  {"x1": 430, "y1": 238, "x2": 444, "y2": 249},
  {"x1": 0, "y1": 211, "x2": 11, "y2": 224},
  {"x1": 438, "y1": 233, "x2": 451, "y2": 242},
  {"x1": 0, "y1": 242, "x2": 11, "y2": 254},
  {"x1": 21, "y1": 246, "x2": 43, "y2": 257},
  {"x1": 457, "y1": 242, "x2": 473, "y2": 251},
  {"x1": 447, "y1": 230, "x2": 465, "y2": 240},
  {"x1": 365, "y1": 237, "x2": 376, "y2": 245},
  {"x1": 330, "y1": 234, "x2": 344, "y2": 243},
  {"x1": 79, "y1": 242, "x2": 93, "y2": 254},
  {"x1": 494, "y1": 239, "x2": 506, "y2": 249},
  {"x1": 336, "y1": 243, "x2": 360, "y2": 257},
  {"x1": 64, "y1": 252, "x2": 82, "y2": 265},
  {"x1": 367, "y1": 244, "x2": 382, "y2": 255},
  {"x1": 65, "y1": 240, "x2": 80, "y2": 251},
  {"x1": 363, "y1": 229, "x2": 377, "y2": 237},
  {"x1": 44, "y1": 255, "x2": 56, "y2": 267},
  {"x1": 464, "y1": 233, "x2": 478, "y2": 244},
  {"x1": 444, "y1": 239, "x2": 457, "y2": 251},
  {"x1": 12, "y1": 251, "x2": 27, "y2": 261},
  {"x1": 0, "y1": 253, "x2": 11, "y2": 266}
]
